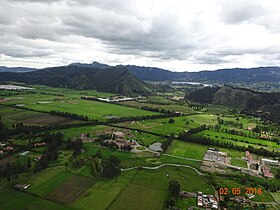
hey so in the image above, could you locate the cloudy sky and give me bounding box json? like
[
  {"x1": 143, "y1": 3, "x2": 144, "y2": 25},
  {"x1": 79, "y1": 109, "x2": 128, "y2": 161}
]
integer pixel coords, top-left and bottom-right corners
[{"x1": 0, "y1": 0, "x2": 280, "y2": 71}]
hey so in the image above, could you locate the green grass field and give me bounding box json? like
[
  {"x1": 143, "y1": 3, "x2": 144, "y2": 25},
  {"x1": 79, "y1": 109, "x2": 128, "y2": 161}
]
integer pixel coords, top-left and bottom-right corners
[
  {"x1": 2, "y1": 94, "x2": 159, "y2": 121},
  {"x1": 271, "y1": 192, "x2": 280, "y2": 203},
  {"x1": 120, "y1": 100, "x2": 197, "y2": 114},
  {"x1": 30, "y1": 85, "x2": 115, "y2": 98},
  {"x1": 0, "y1": 189, "x2": 74, "y2": 210},
  {"x1": 175, "y1": 198, "x2": 197, "y2": 209},
  {"x1": 132, "y1": 166, "x2": 213, "y2": 193},
  {"x1": 219, "y1": 148, "x2": 245, "y2": 158},
  {"x1": 109, "y1": 166, "x2": 212, "y2": 210},
  {"x1": 166, "y1": 140, "x2": 208, "y2": 160},
  {"x1": 73, "y1": 170, "x2": 137, "y2": 210},
  {"x1": 186, "y1": 114, "x2": 218, "y2": 125},
  {"x1": 117, "y1": 114, "x2": 219, "y2": 136},
  {"x1": 61, "y1": 125, "x2": 110, "y2": 139},
  {"x1": 160, "y1": 155, "x2": 201, "y2": 169},
  {"x1": 117, "y1": 116, "x2": 198, "y2": 135},
  {"x1": 230, "y1": 158, "x2": 247, "y2": 168},
  {"x1": 109, "y1": 184, "x2": 165, "y2": 210}
]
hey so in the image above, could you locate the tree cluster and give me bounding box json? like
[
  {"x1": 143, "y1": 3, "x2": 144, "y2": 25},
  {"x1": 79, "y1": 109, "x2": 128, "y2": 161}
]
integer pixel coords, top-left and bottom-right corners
[
  {"x1": 188, "y1": 104, "x2": 204, "y2": 111},
  {"x1": 102, "y1": 156, "x2": 121, "y2": 179},
  {"x1": 106, "y1": 114, "x2": 168, "y2": 123},
  {"x1": 161, "y1": 133, "x2": 175, "y2": 152},
  {"x1": 165, "y1": 180, "x2": 181, "y2": 208},
  {"x1": 50, "y1": 110, "x2": 91, "y2": 121},
  {"x1": 217, "y1": 117, "x2": 243, "y2": 129},
  {"x1": 34, "y1": 132, "x2": 64, "y2": 173},
  {"x1": 0, "y1": 157, "x2": 32, "y2": 181}
]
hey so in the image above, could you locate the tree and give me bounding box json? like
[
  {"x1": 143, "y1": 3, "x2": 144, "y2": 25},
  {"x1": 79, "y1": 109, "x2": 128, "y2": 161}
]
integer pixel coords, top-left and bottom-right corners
[
  {"x1": 168, "y1": 180, "x2": 180, "y2": 198},
  {"x1": 276, "y1": 169, "x2": 280, "y2": 179},
  {"x1": 91, "y1": 162, "x2": 98, "y2": 176},
  {"x1": 102, "y1": 156, "x2": 121, "y2": 179},
  {"x1": 0, "y1": 117, "x2": 4, "y2": 131},
  {"x1": 27, "y1": 157, "x2": 31, "y2": 172},
  {"x1": 168, "y1": 118, "x2": 175, "y2": 124},
  {"x1": 165, "y1": 197, "x2": 175, "y2": 207},
  {"x1": 240, "y1": 176, "x2": 248, "y2": 184}
]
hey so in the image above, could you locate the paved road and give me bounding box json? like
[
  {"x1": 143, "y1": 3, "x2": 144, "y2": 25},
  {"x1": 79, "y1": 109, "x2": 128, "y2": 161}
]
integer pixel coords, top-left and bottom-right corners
[{"x1": 121, "y1": 163, "x2": 205, "y2": 176}]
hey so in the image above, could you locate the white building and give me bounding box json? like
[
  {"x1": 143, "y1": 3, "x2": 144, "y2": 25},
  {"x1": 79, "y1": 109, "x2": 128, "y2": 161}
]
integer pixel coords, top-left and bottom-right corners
[{"x1": 261, "y1": 158, "x2": 279, "y2": 166}]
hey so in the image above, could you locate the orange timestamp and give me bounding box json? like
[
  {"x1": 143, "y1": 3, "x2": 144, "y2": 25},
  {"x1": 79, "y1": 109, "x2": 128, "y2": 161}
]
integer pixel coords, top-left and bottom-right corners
[{"x1": 219, "y1": 187, "x2": 263, "y2": 195}]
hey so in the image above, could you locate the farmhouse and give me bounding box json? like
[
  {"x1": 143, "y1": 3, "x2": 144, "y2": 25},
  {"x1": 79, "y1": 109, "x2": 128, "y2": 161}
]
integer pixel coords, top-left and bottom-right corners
[
  {"x1": 244, "y1": 151, "x2": 258, "y2": 165},
  {"x1": 115, "y1": 139, "x2": 136, "y2": 147},
  {"x1": 112, "y1": 131, "x2": 125, "y2": 139},
  {"x1": 98, "y1": 129, "x2": 140, "y2": 152},
  {"x1": 261, "y1": 165, "x2": 274, "y2": 178},
  {"x1": 102, "y1": 139, "x2": 135, "y2": 151}
]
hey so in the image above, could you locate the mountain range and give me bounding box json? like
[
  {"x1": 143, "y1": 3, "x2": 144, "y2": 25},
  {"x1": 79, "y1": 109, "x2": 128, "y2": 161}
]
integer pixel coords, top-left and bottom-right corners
[{"x1": 1, "y1": 62, "x2": 280, "y2": 84}]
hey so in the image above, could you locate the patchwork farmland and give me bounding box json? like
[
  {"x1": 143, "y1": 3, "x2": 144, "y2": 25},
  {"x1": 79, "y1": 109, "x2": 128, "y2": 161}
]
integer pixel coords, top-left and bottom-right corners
[{"x1": 0, "y1": 85, "x2": 279, "y2": 210}]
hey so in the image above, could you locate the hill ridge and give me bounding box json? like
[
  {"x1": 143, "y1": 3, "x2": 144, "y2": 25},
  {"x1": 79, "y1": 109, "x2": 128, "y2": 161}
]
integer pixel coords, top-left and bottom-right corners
[{"x1": 0, "y1": 65, "x2": 151, "y2": 95}]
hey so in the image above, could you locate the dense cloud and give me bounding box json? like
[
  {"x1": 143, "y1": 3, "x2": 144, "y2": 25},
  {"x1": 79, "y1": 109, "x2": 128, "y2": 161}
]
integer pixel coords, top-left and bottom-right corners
[{"x1": 0, "y1": 0, "x2": 280, "y2": 71}]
